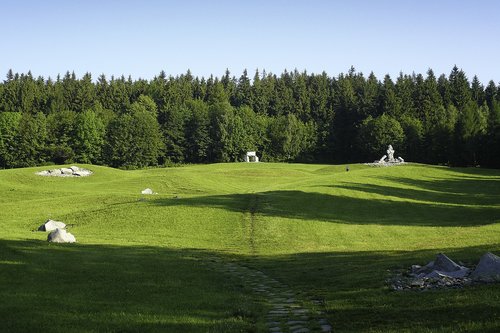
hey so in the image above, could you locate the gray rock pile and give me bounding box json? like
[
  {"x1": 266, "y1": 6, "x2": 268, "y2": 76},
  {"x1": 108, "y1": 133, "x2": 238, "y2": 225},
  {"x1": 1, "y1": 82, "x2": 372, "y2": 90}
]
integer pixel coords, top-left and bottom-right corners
[
  {"x1": 36, "y1": 166, "x2": 92, "y2": 177},
  {"x1": 389, "y1": 252, "x2": 500, "y2": 291},
  {"x1": 37, "y1": 219, "x2": 76, "y2": 243}
]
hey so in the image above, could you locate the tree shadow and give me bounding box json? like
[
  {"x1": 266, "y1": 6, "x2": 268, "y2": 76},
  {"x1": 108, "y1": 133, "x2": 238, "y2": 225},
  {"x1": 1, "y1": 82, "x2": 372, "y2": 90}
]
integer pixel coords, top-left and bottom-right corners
[
  {"x1": 1, "y1": 239, "x2": 498, "y2": 332},
  {"x1": 0, "y1": 239, "x2": 257, "y2": 333},
  {"x1": 241, "y1": 244, "x2": 500, "y2": 332},
  {"x1": 150, "y1": 189, "x2": 499, "y2": 227},
  {"x1": 328, "y1": 178, "x2": 499, "y2": 206}
]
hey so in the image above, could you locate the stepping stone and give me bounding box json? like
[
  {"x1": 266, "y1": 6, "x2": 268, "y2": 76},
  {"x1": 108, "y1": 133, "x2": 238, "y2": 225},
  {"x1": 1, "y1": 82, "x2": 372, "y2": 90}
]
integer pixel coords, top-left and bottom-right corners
[
  {"x1": 269, "y1": 310, "x2": 288, "y2": 314},
  {"x1": 266, "y1": 321, "x2": 281, "y2": 326},
  {"x1": 291, "y1": 328, "x2": 310, "y2": 333},
  {"x1": 320, "y1": 324, "x2": 332, "y2": 332},
  {"x1": 290, "y1": 325, "x2": 306, "y2": 330}
]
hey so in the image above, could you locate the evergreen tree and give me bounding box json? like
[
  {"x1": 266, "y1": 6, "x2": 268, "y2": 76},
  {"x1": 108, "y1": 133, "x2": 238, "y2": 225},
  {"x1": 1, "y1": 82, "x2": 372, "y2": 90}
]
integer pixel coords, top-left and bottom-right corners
[
  {"x1": 15, "y1": 112, "x2": 47, "y2": 167},
  {"x1": 449, "y1": 65, "x2": 472, "y2": 110},
  {"x1": 184, "y1": 99, "x2": 211, "y2": 163},
  {"x1": 104, "y1": 100, "x2": 163, "y2": 168},
  {"x1": 266, "y1": 114, "x2": 316, "y2": 161},
  {"x1": 356, "y1": 114, "x2": 404, "y2": 161},
  {"x1": 46, "y1": 109, "x2": 77, "y2": 164},
  {"x1": 74, "y1": 109, "x2": 105, "y2": 164},
  {"x1": 0, "y1": 112, "x2": 22, "y2": 168}
]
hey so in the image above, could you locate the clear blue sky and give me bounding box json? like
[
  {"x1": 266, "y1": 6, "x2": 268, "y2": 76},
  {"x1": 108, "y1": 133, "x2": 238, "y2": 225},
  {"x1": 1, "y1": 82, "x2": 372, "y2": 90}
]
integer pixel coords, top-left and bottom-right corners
[{"x1": 2, "y1": 0, "x2": 499, "y2": 84}]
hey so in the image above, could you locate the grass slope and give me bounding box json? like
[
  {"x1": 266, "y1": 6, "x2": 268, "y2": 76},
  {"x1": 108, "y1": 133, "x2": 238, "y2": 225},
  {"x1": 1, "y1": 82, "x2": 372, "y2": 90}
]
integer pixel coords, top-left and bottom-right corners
[{"x1": 0, "y1": 163, "x2": 499, "y2": 332}]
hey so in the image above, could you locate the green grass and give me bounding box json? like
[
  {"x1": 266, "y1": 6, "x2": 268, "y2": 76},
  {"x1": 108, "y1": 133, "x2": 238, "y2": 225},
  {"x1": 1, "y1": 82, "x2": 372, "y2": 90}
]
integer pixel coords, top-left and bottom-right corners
[{"x1": 0, "y1": 163, "x2": 499, "y2": 332}]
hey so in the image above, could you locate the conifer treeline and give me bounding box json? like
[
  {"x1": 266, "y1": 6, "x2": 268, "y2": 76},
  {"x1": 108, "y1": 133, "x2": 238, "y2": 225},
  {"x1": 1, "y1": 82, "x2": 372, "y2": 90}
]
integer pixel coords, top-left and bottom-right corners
[{"x1": 0, "y1": 66, "x2": 499, "y2": 169}]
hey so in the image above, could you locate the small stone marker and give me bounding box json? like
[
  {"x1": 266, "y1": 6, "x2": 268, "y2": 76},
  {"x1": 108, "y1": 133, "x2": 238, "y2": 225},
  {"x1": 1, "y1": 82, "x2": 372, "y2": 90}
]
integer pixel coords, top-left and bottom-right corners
[
  {"x1": 141, "y1": 188, "x2": 154, "y2": 195},
  {"x1": 38, "y1": 219, "x2": 66, "y2": 232},
  {"x1": 47, "y1": 228, "x2": 76, "y2": 243}
]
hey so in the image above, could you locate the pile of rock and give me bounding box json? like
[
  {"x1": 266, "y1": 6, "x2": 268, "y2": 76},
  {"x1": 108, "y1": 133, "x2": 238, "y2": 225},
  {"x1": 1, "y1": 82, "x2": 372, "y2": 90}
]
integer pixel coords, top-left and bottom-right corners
[
  {"x1": 37, "y1": 219, "x2": 76, "y2": 243},
  {"x1": 389, "y1": 253, "x2": 500, "y2": 291},
  {"x1": 36, "y1": 166, "x2": 92, "y2": 177}
]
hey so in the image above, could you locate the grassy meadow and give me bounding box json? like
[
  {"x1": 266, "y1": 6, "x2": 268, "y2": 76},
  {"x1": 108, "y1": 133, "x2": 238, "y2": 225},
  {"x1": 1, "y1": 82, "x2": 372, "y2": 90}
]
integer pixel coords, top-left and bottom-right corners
[{"x1": 0, "y1": 162, "x2": 499, "y2": 332}]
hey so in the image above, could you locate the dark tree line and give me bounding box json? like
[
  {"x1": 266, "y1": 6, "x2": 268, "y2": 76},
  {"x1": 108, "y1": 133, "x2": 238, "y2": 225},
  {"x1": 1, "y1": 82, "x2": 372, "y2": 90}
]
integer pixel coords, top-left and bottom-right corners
[{"x1": 1, "y1": 66, "x2": 499, "y2": 169}]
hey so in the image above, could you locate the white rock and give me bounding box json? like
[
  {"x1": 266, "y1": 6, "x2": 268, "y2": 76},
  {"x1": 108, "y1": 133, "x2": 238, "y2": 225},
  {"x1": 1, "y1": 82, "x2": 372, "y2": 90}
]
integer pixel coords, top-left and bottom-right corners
[
  {"x1": 141, "y1": 188, "x2": 154, "y2": 195},
  {"x1": 47, "y1": 228, "x2": 76, "y2": 243},
  {"x1": 471, "y1": 252, "x2": 500, "y2": 281},
  {"x1": 69, "y1": 166, "x2": 80, "y2": 172},
  {"x1": 60, "y1": 168, "x2": 73, "y2": 175},
  {"x1": 433, "y1": 253, "x2": 465, "y2": 272},
  {"x1": 74, "y1": 170, "x2": 92, "y2": 177},
  {"x1": 38, "y1": 219, "x2": 66, "y2": 232}
]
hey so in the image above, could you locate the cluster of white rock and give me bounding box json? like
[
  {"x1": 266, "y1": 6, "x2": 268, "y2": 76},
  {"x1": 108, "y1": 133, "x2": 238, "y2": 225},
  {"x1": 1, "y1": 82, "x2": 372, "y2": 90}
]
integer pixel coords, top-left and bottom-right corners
[
  {"x1": 389, "y1": 252, "x2": 500, "y2": 291},
  {"x1": 36, "y1": 166, "x2": 92, "y2": 177},
  {"x1": 38, "y1": 219, "x2": 76, "y2": 243}
]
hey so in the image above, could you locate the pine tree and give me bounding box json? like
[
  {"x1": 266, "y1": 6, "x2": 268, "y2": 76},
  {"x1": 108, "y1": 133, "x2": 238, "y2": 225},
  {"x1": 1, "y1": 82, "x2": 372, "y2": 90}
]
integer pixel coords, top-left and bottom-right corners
[
  {"x1": 0, "y1": 112, "x2": 22, "y2": 168},
  {"x1": 74, "y1": 109, "x2": 105, "y2": 164}
]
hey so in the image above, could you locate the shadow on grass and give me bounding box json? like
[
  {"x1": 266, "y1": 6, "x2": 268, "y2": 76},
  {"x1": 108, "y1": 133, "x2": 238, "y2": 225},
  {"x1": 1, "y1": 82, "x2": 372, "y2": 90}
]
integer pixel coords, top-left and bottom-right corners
[
  {"x1": 1, "y1": 239, "x2": 499, "y2": 332},
  {"x1": 242, "y1": 244, "x2": 500, "y2": 333},
  {"x1": 328, "y1": 178, "x2": 500, "y2": 206},
  {"x1": 151, "y1": 189, "x2": 499, "y2": 227},
  {"x1": 0, "y1": 239, "x2": 257, "y2": 333}
]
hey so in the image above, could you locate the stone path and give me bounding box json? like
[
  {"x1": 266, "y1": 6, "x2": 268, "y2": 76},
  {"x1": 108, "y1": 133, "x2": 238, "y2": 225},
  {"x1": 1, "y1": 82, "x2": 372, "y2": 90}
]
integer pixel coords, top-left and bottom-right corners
[{"x1": 207, "y1": 257, "x2": 332, "y2": 333}]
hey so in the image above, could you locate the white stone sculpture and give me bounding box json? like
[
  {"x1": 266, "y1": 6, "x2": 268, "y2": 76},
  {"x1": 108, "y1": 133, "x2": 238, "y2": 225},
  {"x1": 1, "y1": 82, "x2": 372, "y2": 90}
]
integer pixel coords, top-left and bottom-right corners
[
  {"x1": 244, "y1": 151, "x2": 259, "y2": 162},
  {"x1": 366, "y1": 145, "x2": 405, "y2": 166},
  {"x1": 373, "y1": 145, "x2": 405, "y2": 166},
  {"x1": 387, "y1": 145, "x2": 395, "y2": 162}
]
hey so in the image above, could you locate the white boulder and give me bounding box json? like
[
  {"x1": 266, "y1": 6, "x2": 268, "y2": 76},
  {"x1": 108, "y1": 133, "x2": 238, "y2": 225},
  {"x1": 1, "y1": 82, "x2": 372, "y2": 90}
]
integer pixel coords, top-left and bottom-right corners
[
  {"x1": 141, "y1": 188, "x2": 154, "y2": 195},
  {"x1": 471, "y1": 252, "x2": 500, "y2": 281},
  {"x1": 60, "y1": 168, "x2": 73, "y2": 175},
  {"x1": 413, "y1": 253, "x2": 470, "y2": 279},
  {"x1": 47, "y1": 228, "x2": 76, "y2": 243},
  {"x1": 38, "y1": 219, "x2": 66, "y2": 232}
]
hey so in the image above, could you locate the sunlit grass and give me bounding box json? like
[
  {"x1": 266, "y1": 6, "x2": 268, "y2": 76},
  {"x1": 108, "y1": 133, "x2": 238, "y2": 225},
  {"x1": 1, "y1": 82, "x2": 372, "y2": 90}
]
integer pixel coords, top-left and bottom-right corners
[{"x1": 0, "y1": 163, "x2": 499, "y2": 332}]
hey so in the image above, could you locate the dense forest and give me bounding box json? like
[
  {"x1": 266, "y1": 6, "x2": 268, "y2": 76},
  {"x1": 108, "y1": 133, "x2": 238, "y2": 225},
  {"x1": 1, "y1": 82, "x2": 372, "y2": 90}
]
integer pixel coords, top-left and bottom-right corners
[{"x1": 0, "y1": 66, "x2": 499, "y2": 169}]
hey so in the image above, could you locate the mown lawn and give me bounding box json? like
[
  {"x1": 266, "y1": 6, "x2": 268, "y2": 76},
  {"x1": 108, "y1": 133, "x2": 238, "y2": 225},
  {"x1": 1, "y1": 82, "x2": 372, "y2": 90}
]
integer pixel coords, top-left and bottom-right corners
[{"x1": 0, "y1": 163, "x2": 499, "y2": 332}]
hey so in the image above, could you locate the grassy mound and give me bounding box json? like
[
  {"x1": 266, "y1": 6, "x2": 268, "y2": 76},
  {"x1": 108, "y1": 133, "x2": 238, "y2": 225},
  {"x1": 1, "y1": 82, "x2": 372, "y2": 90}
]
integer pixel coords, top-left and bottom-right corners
[{"x1": 1, "y1": 163, "x2": 499, "y2": 332}]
